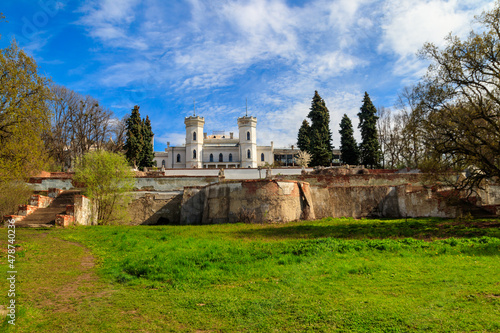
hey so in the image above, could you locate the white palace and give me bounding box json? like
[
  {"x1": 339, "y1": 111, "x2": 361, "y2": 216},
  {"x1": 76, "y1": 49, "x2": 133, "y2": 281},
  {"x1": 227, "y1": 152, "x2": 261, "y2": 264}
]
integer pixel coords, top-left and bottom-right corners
[{"x1": 154, "y1": 115, "x2": 275, "y2": 169}]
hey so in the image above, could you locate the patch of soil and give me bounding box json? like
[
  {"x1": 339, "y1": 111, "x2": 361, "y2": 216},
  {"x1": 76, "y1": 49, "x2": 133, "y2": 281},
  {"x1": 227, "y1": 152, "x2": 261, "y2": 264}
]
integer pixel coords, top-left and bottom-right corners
[{"x1": 41, "y1": 239, "x2": 114, "y2": 313}]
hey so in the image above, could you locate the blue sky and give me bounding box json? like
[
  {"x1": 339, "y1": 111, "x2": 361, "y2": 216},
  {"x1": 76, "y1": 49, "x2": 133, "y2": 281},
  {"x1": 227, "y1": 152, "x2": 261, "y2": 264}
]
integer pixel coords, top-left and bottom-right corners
[{"x1": 0, "y1": 0, "x2": 494, "y2": 150}]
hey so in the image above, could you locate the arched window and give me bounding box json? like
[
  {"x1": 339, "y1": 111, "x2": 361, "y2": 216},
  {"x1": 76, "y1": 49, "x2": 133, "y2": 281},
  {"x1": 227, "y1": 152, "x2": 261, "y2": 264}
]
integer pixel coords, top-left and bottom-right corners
[
  {"x1": 219, "y1": 153, "x2": 223, "y2": 162},
  {"x1": 229, "y1": 153, "x2": 233, "y2": 162},
  {"x1": 210, "y1": 153, "x2": 213, "y2": 162},
  {"x1": 247, "y1": 149, "x2": 251, "y2": 159},
  {"x1": 162, "y1": 160, "x2": 166, "y2": 167},
  {"x1": 247, "y1": 131, "x2": 250, "y2": 141},
  {"x1": 193, "y1": 149, "x2": 197, "y2": 159},
  {"x1": 193, "y1": 131, "x2": 196, "y2": 141},
  {"x1": 261, "y1": 153, "x2": 265, "y2": 162},
  {"x1": 176, "y1": 154, "x2": 181, "y2": 163}
]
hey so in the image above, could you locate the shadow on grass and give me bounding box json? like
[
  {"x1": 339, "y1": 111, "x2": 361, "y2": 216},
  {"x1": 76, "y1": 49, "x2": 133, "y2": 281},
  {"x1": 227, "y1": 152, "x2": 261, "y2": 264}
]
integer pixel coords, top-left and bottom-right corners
[{"x1": 234, "y1": 218, "x2": 500, "y2": 241}]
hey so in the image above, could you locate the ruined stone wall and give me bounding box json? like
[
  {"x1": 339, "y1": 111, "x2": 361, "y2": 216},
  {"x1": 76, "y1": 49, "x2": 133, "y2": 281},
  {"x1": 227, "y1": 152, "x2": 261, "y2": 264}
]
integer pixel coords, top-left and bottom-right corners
[
  {"x1": 74, "y1": 195, "x2": 98, "y2": 226},
  {"x1": 127, "y1": 192, "x2": 183, "y2": 225},
  {"x1": 180, "y1": 187, "x2": 206, "y2": 225},
  {"x1": 477, "y1": 184, "x2": 500, "y2": 206},
  {"x1": 181, "y1": 180, "x2": 315, "y2": 224},
  {"x1": 134, "y1": 177, "x2": 218, "y2": 191},
  {"x1": 28, "y1": 173, "x2": 219, "y2": 192},
  {"x1": 396, "y1": 186, "x2": 459, "y2": 218},
  {"x1": 289, "y1": 173, "x2": 424, "y2": 187},
  {"x1": 310, "y1": 185, "x2": 458, "y2": 219},
  {"x1": 29, "y1": 178, "x2": 74, "y2": 191},
  {"x1": 311, "y1": 186, "x2": 395, "y2": 219},
  {"x1": 29, "y1": 172, "x2": 494, "y2": 226}
]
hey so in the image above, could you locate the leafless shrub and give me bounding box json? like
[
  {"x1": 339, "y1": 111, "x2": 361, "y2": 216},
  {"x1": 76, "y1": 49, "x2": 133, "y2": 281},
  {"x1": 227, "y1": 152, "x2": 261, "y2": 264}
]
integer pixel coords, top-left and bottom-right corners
[{"x1": 0, "y1": 181, "x2": 32, "y2": 217}]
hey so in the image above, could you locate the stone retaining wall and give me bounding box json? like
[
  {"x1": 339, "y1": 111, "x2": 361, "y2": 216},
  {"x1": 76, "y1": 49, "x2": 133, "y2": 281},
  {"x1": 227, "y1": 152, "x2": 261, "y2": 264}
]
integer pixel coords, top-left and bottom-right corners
[
  {"x1": 180, "y1": 180, "x2": 315, "y2": 224},
  {"x1": 128, "y1": 192, "x2": 183, "y2": 225}
]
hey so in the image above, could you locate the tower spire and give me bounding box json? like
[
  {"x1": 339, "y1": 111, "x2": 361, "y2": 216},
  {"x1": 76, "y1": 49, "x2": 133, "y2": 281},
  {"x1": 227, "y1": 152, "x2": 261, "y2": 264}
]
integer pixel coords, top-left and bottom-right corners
[
  {"x1": 193, "y1": 98, "x2": 196, "y2": 116},
  {"x1": 246, "y1": 98, "x2": 248, "y2": 117}
]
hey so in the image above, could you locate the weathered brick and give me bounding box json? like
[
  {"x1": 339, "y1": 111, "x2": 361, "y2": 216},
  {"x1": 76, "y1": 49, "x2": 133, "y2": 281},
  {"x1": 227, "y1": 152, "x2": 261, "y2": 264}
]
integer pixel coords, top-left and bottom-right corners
[
  {"x1": 55, "y1": 214, "x2": 74, "y2": 227},
  {"x1": 17, "y1": 205, "x2": 38, "y2": 216}
]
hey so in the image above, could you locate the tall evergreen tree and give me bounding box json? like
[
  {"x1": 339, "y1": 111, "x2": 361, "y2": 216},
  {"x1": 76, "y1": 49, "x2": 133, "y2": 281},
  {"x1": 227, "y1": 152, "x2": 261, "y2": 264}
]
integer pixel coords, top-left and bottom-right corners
[
  {"x1": 358, "y1": 92, "x2": 381, "y2": 168},
  {"x1": 297, "y1": 119, "x2": 311, "y2": 153},
  {"x1": 124, "y1": 105, "x2": 143, "y2": 169},
  {"x1": 139, "y1": 115, "x2": 155, "y2": 169},
  {"x1": 307, "y1": 91, "x2": 333, "y2": 166},
  {"x1": 339, "y1": 114, "x2": 359, "y2": 165}
]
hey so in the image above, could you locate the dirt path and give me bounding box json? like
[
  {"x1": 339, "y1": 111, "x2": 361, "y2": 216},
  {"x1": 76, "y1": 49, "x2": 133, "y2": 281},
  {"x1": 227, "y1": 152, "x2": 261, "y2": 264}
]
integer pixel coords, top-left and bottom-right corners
[
  {"x1": 15, "y1": 231, "x2": 114, "y2": 315},
  {"x1": 39, "y1": 239, "x2": 113, "y2": 312}
]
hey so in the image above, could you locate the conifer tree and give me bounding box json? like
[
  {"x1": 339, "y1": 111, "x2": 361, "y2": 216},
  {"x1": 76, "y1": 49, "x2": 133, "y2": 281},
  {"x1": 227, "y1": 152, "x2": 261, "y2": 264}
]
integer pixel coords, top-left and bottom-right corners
[
  {"x1": 139, "y1": 115, "x2": 155, "y2": 169},
  {"x1": 297, "y1": 119, "x2": 311, "y2": 153},
  {"x1": 124, "y1": 105, "x2": 143, "y2": 169},
  {"x1": 358, "y1": 92, "x2": 381, "y2": 168},
  {"x1": 307, "y1": 91, "x2": 333, "y2": 166},
  {"x1": 339, "y1": 114, "x2": 359, "y2": 165}
]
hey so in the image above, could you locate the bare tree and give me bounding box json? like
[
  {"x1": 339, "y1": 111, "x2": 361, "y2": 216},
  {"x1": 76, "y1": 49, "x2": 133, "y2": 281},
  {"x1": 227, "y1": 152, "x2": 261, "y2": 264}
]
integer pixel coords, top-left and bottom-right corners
[
  {"x1": 396, "y1": 87, "x2": 426, "y2": 169},
  {"x1": 106, "y1": 115, "x2": 128, "y2": 153},
  {"x1": 46, "y1": 85, "x2": 113, "y2": 170}
]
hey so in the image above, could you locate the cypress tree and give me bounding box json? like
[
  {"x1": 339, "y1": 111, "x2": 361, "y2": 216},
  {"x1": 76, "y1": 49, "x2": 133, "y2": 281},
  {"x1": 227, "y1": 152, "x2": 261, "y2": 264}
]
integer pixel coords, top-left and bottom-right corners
[
  {"x1": 297, "y1": 119, "x2": 311, "y2": 153},
  {"x1": 358, "y1": 92, "x2": 381, "y2": 168},
  {"x1": 139, "y1": 115, "x2": 155, "y2": 169},
  {"x1": 307, "y1": 91, "x2": 333, "y2": 166},
  {"x1": 339, "y1": 114, "x2": 359, "y2": 165},
  {"x1": 124, "y1": 105, "x2": 143, "y2": 169}
]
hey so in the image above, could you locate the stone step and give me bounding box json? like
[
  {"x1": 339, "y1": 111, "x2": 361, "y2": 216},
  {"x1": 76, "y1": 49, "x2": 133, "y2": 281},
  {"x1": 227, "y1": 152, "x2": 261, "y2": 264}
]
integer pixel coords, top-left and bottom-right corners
[{"x1": 17, "y1": 190, "x2": 80, "y2": 227}]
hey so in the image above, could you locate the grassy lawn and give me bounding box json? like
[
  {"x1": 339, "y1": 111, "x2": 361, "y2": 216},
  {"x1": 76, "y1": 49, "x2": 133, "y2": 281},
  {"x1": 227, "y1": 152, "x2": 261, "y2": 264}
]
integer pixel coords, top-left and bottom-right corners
[{"x1": 0, "y1": 217, "x2": 499, "y2": 332}]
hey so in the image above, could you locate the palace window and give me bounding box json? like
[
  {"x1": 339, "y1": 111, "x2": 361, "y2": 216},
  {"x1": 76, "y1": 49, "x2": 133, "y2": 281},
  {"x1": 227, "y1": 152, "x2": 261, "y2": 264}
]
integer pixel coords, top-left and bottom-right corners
[
  {"x1": 247, "y1": 131, "x2": 250, "y2": 140},
  {"x1": 219, "y1": 153, "x2": 223, "y2": 162},
  {"x1": 210, "y1": 153, "x2": 213, "y2": 162},
  {"x1": 162, "y1": 160, "x2": 166, "y2": 167},
  {"x1": 193, "y1": 149, "x2": 197, "y2": 159},
  {"x1": 247, "y1": 149, "x2": 251, "y2": 159},
  {"x1": 229, "y1": 153, "x2": 233, "y2": 162},
  {"x1": 261, "y1": 153, "x2": 265, "y2": 162},
  {"x1": 176, "y1": 154, "x2": 181, "y2": 163},
  {"x1": 193, "y1": 132, "x2": 197, "y2": 141}
]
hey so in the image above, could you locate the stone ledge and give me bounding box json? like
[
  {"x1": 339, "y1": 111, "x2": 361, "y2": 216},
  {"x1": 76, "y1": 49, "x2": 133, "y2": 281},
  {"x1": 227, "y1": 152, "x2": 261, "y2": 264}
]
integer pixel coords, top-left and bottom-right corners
[
  {"x1": 2, "y1": 215, "x2": 25, "y2": 223},
  {"x1": 29, "y1": 194, "x2": 54, "y2": 208}
]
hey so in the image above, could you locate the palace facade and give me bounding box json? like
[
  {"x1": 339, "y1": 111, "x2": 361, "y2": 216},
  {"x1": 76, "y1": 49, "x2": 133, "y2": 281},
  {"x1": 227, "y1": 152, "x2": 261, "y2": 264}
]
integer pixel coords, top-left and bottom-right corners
[{"x1": 154, "y1": 115, "x2": 274, "y2": 168}]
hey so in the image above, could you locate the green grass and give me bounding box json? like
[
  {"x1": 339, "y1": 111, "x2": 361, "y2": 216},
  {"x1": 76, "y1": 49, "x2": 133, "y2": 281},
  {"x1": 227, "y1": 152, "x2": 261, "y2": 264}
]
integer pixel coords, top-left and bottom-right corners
[{"x1": 1, "y1": 217, "x2": 499, "y2": 332}]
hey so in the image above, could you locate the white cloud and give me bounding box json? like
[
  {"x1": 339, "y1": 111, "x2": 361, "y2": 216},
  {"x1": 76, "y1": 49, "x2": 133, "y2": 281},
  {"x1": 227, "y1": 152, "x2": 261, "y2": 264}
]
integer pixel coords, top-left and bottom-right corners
[
  {"x1": 379, "y1": 0, "x2": 493, "y2": 77},
  {"x1": 156, "y1": 133, "x2": 186, "y2": 147},
  {"x1": 303, "y1": 51, "x2": 364, "y2": 78},
  {"x1": 73, "y1": 0, "x2": 494, "y2": 151},
  {"x1": 99, "y1": 61, "x2": 152, "y2": 87},
  {"x1": 77, "y1": 0, "x2": 147, "y2": 49},
  {"x1": 256, "y1": 88, "x2": 364, "y2": 148}
]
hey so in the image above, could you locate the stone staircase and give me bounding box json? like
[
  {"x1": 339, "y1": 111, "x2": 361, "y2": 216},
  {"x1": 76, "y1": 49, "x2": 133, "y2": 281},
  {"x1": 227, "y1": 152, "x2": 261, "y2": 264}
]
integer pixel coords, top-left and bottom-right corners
[{"x1": 4, "y1": 189, "x2": 80, "y2": 228}]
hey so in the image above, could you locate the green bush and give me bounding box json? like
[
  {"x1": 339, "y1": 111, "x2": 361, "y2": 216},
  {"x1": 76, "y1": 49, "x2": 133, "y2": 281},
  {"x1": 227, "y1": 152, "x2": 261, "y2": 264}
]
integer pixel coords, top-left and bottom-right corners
[{"x1": 73, "y1": 150, "x2": 134, "y2": 224}]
